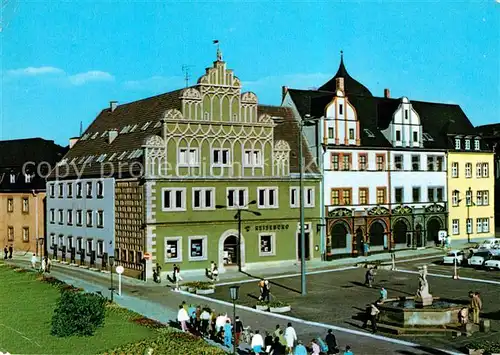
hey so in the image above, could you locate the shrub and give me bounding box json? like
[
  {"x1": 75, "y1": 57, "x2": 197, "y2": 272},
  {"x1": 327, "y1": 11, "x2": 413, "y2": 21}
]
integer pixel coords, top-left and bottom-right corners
[
  {"x1": 467, "y1": 340, "x2": 500, "y2": 353},
  {"x1": 269, "y1": 300, "x2": 289, "y2": 308},
  {"x1": 196, "y1": 282, "x2": 215, "y2": 290},
  {"x1": 131, "y1": 317, "x2": 166, "y2": 329},
  {"x1": 51, "y1": 290, "x2": 107, "y2": 337}
]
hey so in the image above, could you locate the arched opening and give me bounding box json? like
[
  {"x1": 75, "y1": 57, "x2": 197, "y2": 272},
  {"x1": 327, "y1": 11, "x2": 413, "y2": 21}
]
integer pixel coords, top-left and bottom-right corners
[
  {"x1": 370, "y1": 221, "x2": 385, "y2": 246},
  {"x1": 393, "y1": 220, "x2": 408, "y2": 245},
  {"x1": 415, "y1": 224, "x2": 423, "y2": 248},
  {"x1": 330, "y1": 223, "x2": 348, "y2": 249},
  {"x1": 427, "y1": 219, "x2": 441, "y2": 245},
  {"x1": 356, "y1": 227, "x2": 364, "y2": 254},
  {"x1": 223, "y1": 235, "x2": 238, "y2": 266}
]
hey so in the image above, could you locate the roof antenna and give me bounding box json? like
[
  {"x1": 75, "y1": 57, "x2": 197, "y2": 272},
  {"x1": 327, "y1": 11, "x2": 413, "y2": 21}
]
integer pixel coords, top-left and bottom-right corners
[
  {"x1": 79, "y1": 121, "x2": 83, "y2": 137},
  {"x1": 182, "y1": 65, "x2": 193, "y2": 88}
]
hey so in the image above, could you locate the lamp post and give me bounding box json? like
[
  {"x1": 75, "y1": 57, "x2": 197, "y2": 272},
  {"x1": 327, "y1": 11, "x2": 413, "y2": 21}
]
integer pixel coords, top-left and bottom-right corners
[
  {"x1": 216, "y1": 201, "x2": 261, "y2": 272},
  {"x1": 109, "y1": 256, "x2": 115, "y2": 302},
  {"x1": 229, "y1": 285, "x2": 240, "y2": 355}
]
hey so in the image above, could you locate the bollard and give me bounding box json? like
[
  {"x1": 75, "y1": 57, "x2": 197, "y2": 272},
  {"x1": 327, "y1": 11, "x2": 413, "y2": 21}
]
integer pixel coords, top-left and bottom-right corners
[{"x1": 480, "y1": 319, "x2": 490, "y2": 333}]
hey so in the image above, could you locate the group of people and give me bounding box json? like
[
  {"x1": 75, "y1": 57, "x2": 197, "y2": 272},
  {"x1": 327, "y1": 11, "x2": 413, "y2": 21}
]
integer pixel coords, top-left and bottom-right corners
[
  {"x1": 205, "y1": 261, "x2": 219, "y2": 281},
  {"x1": 3, "y1": 245, "x2": 13, "y2": 259},
  {"x1": 30, "y1": 253, "x2": 52, "y2": 273}
]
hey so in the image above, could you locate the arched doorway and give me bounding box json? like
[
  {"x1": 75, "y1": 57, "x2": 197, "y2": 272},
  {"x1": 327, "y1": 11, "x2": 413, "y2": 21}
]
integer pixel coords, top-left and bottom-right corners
[
  {"x1": 356, "y1": 227, "x2": 364, "y2": 254},
  {"x1": 223, "y1": 235, "x2": 238, "y2": 266},
  {"x1": 393, "y1": 220, "x2": 408, "y2": 245},
  {"x1": 415, "y1": 224, "x2": 423, "y2": 247},
  {"x1": 218, "y1": 230, "x2": 246, "y2": 271},
  {"x1": 330, "y1": 223, "x2": 348, "y2": 249},
  {"x1": 427, "y1": 218, "x2": 441, "y2": 245},
  {"x1": 370, "y1": 221, "x2": 385, "y2": 247}
]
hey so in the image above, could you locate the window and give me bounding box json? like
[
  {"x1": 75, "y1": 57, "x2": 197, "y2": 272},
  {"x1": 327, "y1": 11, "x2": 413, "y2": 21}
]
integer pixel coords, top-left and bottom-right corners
[
  {"x1": 86, "y1": 239, "x2": 94, "y2": 252},
  {"x1": 413, "y1": 131, "x2": 418, "y2": 142},
  {"x1": 465, "y1": 140, "x2": 471, "y2": 150},
  {"x1": 359, "y1": 188, "x2": 368, "y2": 205},
  {"x1": 67, "y1": 183, "x2": 73, "y2": 198},
  {"x1": 474, "y1": 139, "x2": 480, "y2": 151},
  {"x1": 165, "y1": 237, "x2": 182, "y2": 262},
  {"x1": 451, "y1": 162, "x2": 459, "y2": 177},
  {"x1": 121, "y1": 249, "x2": 127, "y2": 261},
  {"x1": 466, "y1": 189, "x2": 472, "y2": 206},
  {"x1": 423, "y1": 133, "x2": 434, "y2": 141},
  {"x1": 364, "y1": 129, "x2": 375, "y2": 138},
  {"x1": 376, "y1": 154, "x2": 385, "y2": 171},
  {"x1": 49, "y1": 184, "x2": 55, "y2": 197},
  {"x1": 342, "y1": 189, "x2": 351, "y2": 205},
  {"x1": 411, "y1": 155, "x2": 420, "y2": 171},
  {"x1": 7, "y1": 226, "x2": 14, "y2": 241},
  {"x1": 97, "y1": 210, "x2": 104, "y2": 228},
  {"x1": 405, "y1": 109, "x2": 409, "y2": 120},
  {"x1": 258, "y1": 187, "x2": 279, "y2": 208},
  {"x1": 212, "y1": 149, "x2": 230, "y2": 166},
  {"x1": 427, "y1": 188, "x2": 434, "y2": 202},
  {"x1": 482, "y1": 163, "x2": 489, "y2": 177},
  {"x1": 328, "y1": 127, "x2": 334, "y2": 139},
  {"x1": 227, "y1": 188, "x2": 248, "y2": 208},
  {"x1": 97, "y1": 240, "x2": 104, "y2": 257},
  {"x1": 76, "y1": 210, "x2": 82, "y2": 226},
  {"x1": 427, "y1": 156, "x2": 435, "y2": 171},
  {"x1": 7, "y1": 198, "x2": 13, "y2": 212},
  {"x1": 396, "y1": 130, "x2": 401, "y2": 141},
  {"x1": 22, "y1": 197, "x2": 29, "y2": 213},
  {"x1": 436, "y1": 187, "x2": 444, "y2": 202},
  {"x1": 339, "y1": 104, "x2": 343, "y2": 115},
  {"x1": 477, "y1": 191, "x2": 489, "y2": 206},
  {"x1": 394, "y1": 155, "x2": 403, "y2": 170},
  {"x1": 412, "y1": 187, "x2": 420, "y2": 203},
  {"x1": 86, "y1": 182, "x2": 92, "y2": 197},
  {"x1": 305, "y1": 187, "x2": 315, "y2": 207},
  {"x1": 358, "y1": 154, "x2": 367, "y2": 171},
  {"x1": 67, "y1": 210, "x2": 73, "y2": 225},
  {"x1": 476, "y1": 163, "x2": 482, "y2": 178},
  {"x1": 68, "y1": 236, "x2": 74, "y2": 250},
  {"x1": 244, "y1": 150, "x2": 262, "y2": 167},
  {"x1": 259, "y1": 233, "x2": 275, "y2": 256},
  {"x1": 58, "y1": 235, "x2": 64, "y2": 247},
  {"x1": 290, "y1": 187, "x2": 298, "y2": 208},
  {"x1": 465, "y1": 163, "x2": 472, "y2": 178},
  {"x1": 58, "y1": 209, "x2": 64, "y2": 224},
  {"x1": 330, "y1": 189, "x2": 353, "y2": 205},
  {"x1": 76, "y1": 182, "x2": 82, "y2": 198},
  {"x1": 49, "y1": 209, "x2": 55, "y2": 223},
  {"x1": 436, "y1": 156, "x2": 444, "y2": 171},
  {"x1": 192, "y1": 188, "x2": 215, "y2": 210},
  {"x1": 482, "y1": 218, "x2": 490, "y2": 233},
  {"x1": 86, "y1": 210, "x2": 93, "y2": 227},
  {"x1": 9, "y1": 174, "x2": 15, "y2": 184},
  {"x1": 331, "y1": 154, "x2": 339, "y2": 171},
  {"x1": 466, "y1": 218, "x2": 472, "y2": 234},
  {"x1": 58, "y1": 184, "x2": 64, "y2": 198},
  {"x1": 290, "y1": 187, "x2": 314, "y2": 208},
  {"x1": 348, "y1": 128, "x2": 354, "y2": 140},
  {"x1": 128, "y1": 250, "x2": 135, "y2": 263},
  {"x1": 179, "y1": 148, "x2": 199, "y2": 167},
  {"x1": 77, "y1": 237, "x2": 83, "y2": 252},
  {"x1": 342, "y1": 154, "x2": 351, "y2": 170},
  {"x1": 189, "y1": 236, "x2": 207, "y2": 261},
  {"x1": 331, "y1": 189, "x2": 339, "y2": 205},
  {"x1": 162, "y1": 188, "x2": 186, "y2": 211},
  {"x1": 97, "y1": 181, "x2": 103, "y2": 198},
  {"x1": 477, "y1": 218, "x2": 490, "y2": 233},
  {"x1": 25, "y1": 173, "x2": 32, "y2": 183},
  {"x1": 452, "y1": 219, "x2": 459, "y2": 235},
  {"x1": 455, "y1": 138, "x2": 461, "y2": 150},
  {"x1": 376, "y1": 187, "x2": 386, "y2": 204},
  {"x1": 428, "y1": 187, "x2": 444, "y2": 202},
  {"x1": 395, "y1": 187, "x2": 404, "y2": 204},
  {"x1": 452, "y1": 190, "x2": 459, "y2": 206}
]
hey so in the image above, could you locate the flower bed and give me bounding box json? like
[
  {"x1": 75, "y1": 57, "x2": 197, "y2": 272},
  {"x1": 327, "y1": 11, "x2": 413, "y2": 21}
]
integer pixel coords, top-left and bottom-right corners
[
  {"x1": 466, "y1": 341, "x2": 500, "y2": 355},
  {"x1": 255, "y1": 301, "x2": 269, "y2": 311},
  {"x1": 268, "y1": 301, "x2": 291, "y2": 313}
]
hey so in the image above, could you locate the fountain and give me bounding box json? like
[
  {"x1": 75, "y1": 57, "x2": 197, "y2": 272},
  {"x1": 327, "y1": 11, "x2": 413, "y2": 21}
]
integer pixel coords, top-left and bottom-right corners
[{"x1": 377, "y1": 266, "x2": 466, "y2": 334}]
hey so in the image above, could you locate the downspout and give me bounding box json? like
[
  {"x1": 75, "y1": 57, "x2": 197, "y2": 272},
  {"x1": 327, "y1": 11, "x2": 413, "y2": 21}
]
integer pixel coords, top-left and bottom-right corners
[
  {"x1": 387, "y1": 150, "x2": 392, "y2": 250},
  {"x1": 318, "y1": 120, "x2": 326, "y2": 259},
  {"x1": 35, "y1": 192, "x2": 38, "y2": 255}
]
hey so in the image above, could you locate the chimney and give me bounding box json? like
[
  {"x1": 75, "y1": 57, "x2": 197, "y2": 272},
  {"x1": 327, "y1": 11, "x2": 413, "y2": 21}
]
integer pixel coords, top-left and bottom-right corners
[
  {"x1": 69, "y1": 137, "x2": 79, "y2": 149},
  {"x1": 282, "y1": 86, "x2": 288, "y2": 100},
  {"x1": 110, "y1": 101, "x2": 118, "y2": 112},
  {"x1": 108, "y1": 129, "x2": 118, "y2": 144},
  {"x1": 384, "y1": 88, "x2": 390, "y2": 98},
  {"x1": 335, "y1": 77, "x2": 344, "y2": 92}
]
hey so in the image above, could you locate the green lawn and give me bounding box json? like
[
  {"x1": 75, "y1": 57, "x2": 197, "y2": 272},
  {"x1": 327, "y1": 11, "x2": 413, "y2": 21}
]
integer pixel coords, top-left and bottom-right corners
[{"x1": 0, "y1": 264, "x2": 158, "y2": 355}]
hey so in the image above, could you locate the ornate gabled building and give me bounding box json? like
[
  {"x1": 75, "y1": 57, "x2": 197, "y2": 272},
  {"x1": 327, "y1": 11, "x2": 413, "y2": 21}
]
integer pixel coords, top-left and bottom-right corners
[
  {"x1": 283, "y1": 52, "x2": 489, "y2": 258},
  {"x1": 47, "y1": 51, "x2": 321, "y2": 279}
]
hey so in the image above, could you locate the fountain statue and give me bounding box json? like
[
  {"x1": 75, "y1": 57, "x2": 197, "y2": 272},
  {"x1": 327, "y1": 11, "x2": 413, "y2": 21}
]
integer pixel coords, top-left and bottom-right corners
[{"x1": 415, "y1": 265, "x2": 433, "y2": 306}]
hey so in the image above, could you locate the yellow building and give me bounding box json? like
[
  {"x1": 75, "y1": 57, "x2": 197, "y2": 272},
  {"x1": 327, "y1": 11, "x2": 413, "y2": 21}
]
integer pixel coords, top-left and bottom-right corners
[{"x1": 447, "y1": 136, "x2": 495, "y2": 242}]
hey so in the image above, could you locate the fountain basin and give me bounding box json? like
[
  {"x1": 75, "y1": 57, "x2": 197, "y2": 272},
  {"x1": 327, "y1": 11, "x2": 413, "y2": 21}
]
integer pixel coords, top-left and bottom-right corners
[{"x1": 378, "y1": 297, "x2": 463, "y2": 327}]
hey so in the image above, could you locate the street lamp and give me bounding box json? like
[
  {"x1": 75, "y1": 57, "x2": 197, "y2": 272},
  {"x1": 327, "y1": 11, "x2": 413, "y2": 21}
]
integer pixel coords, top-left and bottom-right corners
[
  {"x1": 454, "y1": 187, "x2": 475, "y2": 243},
  {"x1": 109, "y1": 256, "x2": 115, "y2": 302},
  {"x1": 216, "y1": 201, "x2": 261, "y2": 272},
  {"x1": 229, "y1": 285, "x2": 240, "y2": 355}
]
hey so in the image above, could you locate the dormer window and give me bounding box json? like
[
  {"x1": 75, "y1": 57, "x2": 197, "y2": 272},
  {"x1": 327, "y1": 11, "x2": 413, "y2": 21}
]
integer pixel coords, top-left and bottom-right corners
[
  {"x1": 396, "y1": 130, "x2": 401, "y2": 142},
  {"x1": 413, "y1": 131, "x2": 418, "y2": 142},
  {"x1": 339, "y1": 104, "x2": 343, "y2": 115},
  {"x1": 25, "y1": 174, "x2": 32, "y2": 183},
  {"x1": 474, "y1": 139, "x2": 480, "y2": 151},
  {"x1": 364, "y1": 129, "x2": 375, "y2": 138},
  {"x1": 422, "y1": 133, "x2": 434, "y2": 142},
  {"x1": 349, "y1": 129, "x2": 354, "y2": 140},
  {"x1": 455, "y1": 138, "x2": 461, "y2": 150},
  {"x1": 465, "y1": 139, "x2": 471, "y2": 150},
  {"x1": 9, "y1": 174, "x2": 15, "y2": 184},
  {"x1": 328, "y1": 127, "x2": 334, "y2": 139},
  {"x1": 405, "y1": 110, "x2": 409, "y2": 120}
]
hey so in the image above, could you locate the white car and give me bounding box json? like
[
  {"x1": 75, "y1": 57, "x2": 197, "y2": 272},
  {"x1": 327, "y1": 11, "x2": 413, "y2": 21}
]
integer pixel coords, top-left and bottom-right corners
[
  {"x1": 442, "y1": 250, "x2": 464, "y2": 265},
  {"x1": 484, "y1": 256, "x2": 500, "y2": 270},
  {"x1": 468, "y1": 251, "x2": 497, "y2": 268}
]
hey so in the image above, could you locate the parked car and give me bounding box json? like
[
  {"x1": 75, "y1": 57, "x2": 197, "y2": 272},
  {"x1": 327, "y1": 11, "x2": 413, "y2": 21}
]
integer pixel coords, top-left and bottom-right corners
[
  {"x1": 484, "y1": 255, "x2": 500, "y2": 270},
  {"x1": 478, "y1": 238, "x2": 500, "y2": 250},
  {"x1": 468, "y1": 250, "x2": 500, "y2": 268},
  {"x1": 442, "y1": 250, "x2": 464, "y2": 265}
]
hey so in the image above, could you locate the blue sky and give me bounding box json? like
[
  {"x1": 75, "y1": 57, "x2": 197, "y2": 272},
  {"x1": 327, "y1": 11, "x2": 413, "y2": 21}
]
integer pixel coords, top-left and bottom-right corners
[{"x1": 1, "y1": 1, "x2": 498, "y2": 146}]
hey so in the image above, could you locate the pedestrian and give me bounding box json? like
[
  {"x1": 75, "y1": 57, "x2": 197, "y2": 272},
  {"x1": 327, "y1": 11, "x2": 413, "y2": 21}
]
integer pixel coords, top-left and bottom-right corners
[
  {"x1": 46, "y1": 257, "x2": 52, "y2": 273},
  {"x1": 362, "y1": 303, "x2": 380, "y2": 333},
  {"x1": 445, "y1": 235, "x2": 451, "y2": 249},
  {"x1": 325, "y1": 329, "x2": 338, "y2": 354},
  {"x1": 216, "y1": 313, "x2": 227, "y2": 332},
  {"x1": 343, "y1": 345, "x2": 354, "y2": 355},
  {"x1": 177, "y1": 305, "x2": 190, "y2": 332},
  {"x1": 258, "y1": 279, "x2": 265, "y2": 301},
  {"x1": 235, "y1": 316, "x2": 243, "y2": 346},
  {"x1": 172, "y1": 264, "x2": 182, "y2": 291},
  {"x1": 459, "y1": 307, "x2": 469, "y2": 326},
  {"x1": 188, "y1": 304, "x2": 196, "y2": 326},
  {"x1": 262, "y1": 279, "x2": 271, "y2": 302},
  {"x1": 293, "y1": 340, "x2": 307, "y2": 355},
  {"x1": 271, "y1": 336, "x2": 286, "y2": 355},
  {"x1": 251, "y1": 330, "x2": 264, "y2": 354},
  {"x1": 264, "y1": 331, "x2": 273, "y2": 353},
  {"x1": 206, "y1": 261, "x2": 216, "y2": 280},
  {"x1": 223, "y1": 319, "x2": 232, "y2": 348},
  {"x1": 471, "y1": 291, "x2": 482, "y2": 324},
  {"x1": 40, "y1": 257, "x2": 46, "y2": 273},
  {"x1": 30, "y1": 253, "x2": 37, "y2": 269},
  {"x1": 310, "y1": 339, "x2": 321, "y2": 355},
  {"x1": 195, "y1": 306, "x2": 202, "y2": 331},
  {"x1": 379, "y1": 287, "x2": 388, "y2": 301},
  {"x1": 200, "y1": 307, "x2": 211, "y2": 335},
  {"x1": 3, "y1": 246, "x2": 8, "y2": 259},
  {"x1": 363, "y1": 241, "x2": 370, "y2": 256},
  {"x1": 316, "y1": 336, "x2": 329, "y2": 354},
  {"x1": 274, "y1": 324, "x2": 282, "y2": 339},
  {"x1": 364, "y1": 267, "x2": 375, "y2": 287},
  {"x1": 284, "y1": 322, "x2": 297, "y2": 354},
  {"x1": 8, "y1": 245, "x2": 13, "y2": 259}
]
